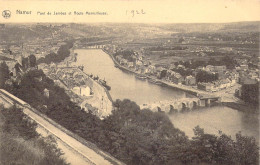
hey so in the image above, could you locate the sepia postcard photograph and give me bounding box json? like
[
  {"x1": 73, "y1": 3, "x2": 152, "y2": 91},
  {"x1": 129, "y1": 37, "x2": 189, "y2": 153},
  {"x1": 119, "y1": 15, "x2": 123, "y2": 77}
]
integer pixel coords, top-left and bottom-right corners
[{"x1": 0, "y1": 0, "x2": 259, "y2": 164}]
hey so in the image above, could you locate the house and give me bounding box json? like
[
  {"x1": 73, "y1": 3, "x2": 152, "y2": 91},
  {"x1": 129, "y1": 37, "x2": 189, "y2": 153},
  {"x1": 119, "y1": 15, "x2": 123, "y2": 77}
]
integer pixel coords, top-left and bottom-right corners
[
  {"x1": 206, "y1": 65, "x2": 227, "y2": 73},
  {"x1": 249, "y1": 71, "x2": 258, "y2": 79},
  {"x1": 205, "y1": 65, "x2": 214, "y2": 72},
  {"x1": 147, "y1": 65, "x2": 156, "y2": 74},
  {"x1": 214, "y1": 65, "x2": 226, "y2": 73},
  {"x1": 120, "y1": 59, "x2": 128, "y2": 65},
  {"x1": 185, "y1": 75, "x2": 196, "y2": 85},
  {"x1": 116, "y1": 55, "x2": 123, "y2": 61},
  {"x1": 156, "y1": 67, "x2": 166, "y2": 79},
  {"x1": 131, "y1": 55, "x2": 137, "y2": 61},
  {"x1": 80, "y1": 86, "x2": 91, "y2": 96},
  {"x1": 166, "y1": 70, "x2": 174, "y2": 80},
  {"x1": 74, "y1": 73, "x2": 84, "y2": 80},
  {"x1": 172, "y1": 73, "x2": 184, "y2": 84},
  {"x1": 43, "y1": 88, "x2": 50, "y2": 98},
  {"x1": 135, "y1": 60, "x2": 143, "y2": 66},
  {"x1": 197, "y1": 66, "x2": 205, "y2": 71},
  {"x1": 197, "y1": 83, "x2": 214, "y2": 92},
  {"x1": 50, "y1": 62, "x2": 57, "y2": 70},
  {"x1": 240, "y1": 64, "x2": 248, "y2": 71},
  {"x1": 235, "y1": 66, "x2": 241, "y2": 71},
  {"x1": 140, "y1": 66, "x2": 149, "y2": 74},
  {"x1": 72, "y1": 86, "x2": 91, "y2": 96},
  {"x1": 218, "y1": 79, "x2": 231, "y2": 89},
  {"x1": 177, "y1": 65, "x2": 185, "y2": 69},
  {"x1": 143, "y1": 61, "x2": 150, "y2": 66},
  {"x1": 169, "y1": 65, "x2": 176, "y2": 70},
  {"x1": 72, "y1": 87, "x2": 81, "y2": 95},
  {"x1": 127, "y1": 62, "x2": 134, "y2": 68}
]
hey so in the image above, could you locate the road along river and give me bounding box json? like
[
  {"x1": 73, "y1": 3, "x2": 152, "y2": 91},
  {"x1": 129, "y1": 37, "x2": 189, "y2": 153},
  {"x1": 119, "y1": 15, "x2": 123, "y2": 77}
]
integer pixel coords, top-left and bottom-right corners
[{"x1": 74, "y1": 49, "x2": 259, "y2": 142}]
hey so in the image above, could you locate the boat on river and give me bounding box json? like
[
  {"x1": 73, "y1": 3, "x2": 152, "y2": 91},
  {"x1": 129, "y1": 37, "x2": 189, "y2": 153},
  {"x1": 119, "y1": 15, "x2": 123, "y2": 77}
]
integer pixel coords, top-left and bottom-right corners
[
  {"x1": 135, "y1": 74, "x2": 147, "y2": 80},
  {"x1": 148, "y1": 78, "x2": 162, "y2": 85},
  {"x1": 99, "y1": 79, "x2": 111, "y2": 91}
]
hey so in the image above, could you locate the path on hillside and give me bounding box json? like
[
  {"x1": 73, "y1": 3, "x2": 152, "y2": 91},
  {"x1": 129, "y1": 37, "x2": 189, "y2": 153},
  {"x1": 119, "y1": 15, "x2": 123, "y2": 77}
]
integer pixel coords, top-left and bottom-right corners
[{"x1": 0, "y1": 92, "x2": 123, "y2": 165}]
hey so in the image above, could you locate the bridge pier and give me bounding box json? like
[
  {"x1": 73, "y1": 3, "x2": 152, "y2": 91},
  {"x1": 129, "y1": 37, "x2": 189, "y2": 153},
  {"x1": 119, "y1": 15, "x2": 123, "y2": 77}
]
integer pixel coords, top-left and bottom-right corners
[
  {"x1": 205, "y1": 99, "x2": 209, "y2": 107},
  {"x1": 199, "y1": 96, "x2": 220, "y2": 107},
  {"x1": 188, "y1": 101, "x2": 194, "y2": 109},
  {"x1": 200, "y1": 99, "x2": 209, "y2": 107},
  {"x1": 176, "y1": 102, "x2": 183, "y2": 112},
  {"x1": 169, "y1": 105, "x2": 178, "y2": 114},
  {"x1": 197, "y1": 100, "x2": 201, "y2": 106},
  {"x1": 192, "y1": 101, "x2": 198, "y2": 109}
]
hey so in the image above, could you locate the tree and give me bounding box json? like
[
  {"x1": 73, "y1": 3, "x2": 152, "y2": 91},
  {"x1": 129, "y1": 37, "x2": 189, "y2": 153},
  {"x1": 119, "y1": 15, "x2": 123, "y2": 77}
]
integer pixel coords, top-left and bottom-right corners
[
  {"x1": 190, "y1": 126, "x2": 259, "y2": 165},
  {"x1": 14, "y1": 62, "x2": 22, "y2": 75},
  {"x1": 1, "y1": 106, "x2": 38, "y2": 140},
  {"x1": 196, "y1": 70, "x2": 218, "y2": 83},
  {"x1": 0, "y1": 61, "x2": 10, "y2": 88},
  {"x1": 5, "y1": 68, "x2": 259, "y2": 165},
  {"x1": 241, "y1": 82, "x2": 259, "y2": 106},
  {"x1": 221, "y1": 56, "x2": 237, "y2": 69},
  {"x1": 160, "y1": 69, "x2": 167, "y2": 79},
  {"x1": 0, "y1": 105, "x2": 69, "y2": 165},
  {"x1": 21, "y1": 57, "x2": 29, "y2": 70},
  {"x1": 37, "y1": 41, "x2": 73, "y2": 64},
  {"x1": 235, "y1": 132, "x2": 259, "y2": 164},
  {"x1": 29, "y1": 54, "x2": 37, "y2": 67}
]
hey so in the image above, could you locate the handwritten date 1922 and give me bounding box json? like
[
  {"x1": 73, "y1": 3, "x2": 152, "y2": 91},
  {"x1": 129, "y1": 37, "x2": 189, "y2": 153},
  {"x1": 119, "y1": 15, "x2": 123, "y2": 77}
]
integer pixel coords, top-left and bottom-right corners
[{"x1": 126, "y1": 9, "x2": 146, "y2": 17}]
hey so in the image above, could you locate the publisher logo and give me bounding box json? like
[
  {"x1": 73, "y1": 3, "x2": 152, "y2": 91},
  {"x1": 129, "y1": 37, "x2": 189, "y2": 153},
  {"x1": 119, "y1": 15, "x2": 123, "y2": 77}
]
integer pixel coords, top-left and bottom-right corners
[{"x1": 2, "y1": 10, "x2": 11, "y2": 19}]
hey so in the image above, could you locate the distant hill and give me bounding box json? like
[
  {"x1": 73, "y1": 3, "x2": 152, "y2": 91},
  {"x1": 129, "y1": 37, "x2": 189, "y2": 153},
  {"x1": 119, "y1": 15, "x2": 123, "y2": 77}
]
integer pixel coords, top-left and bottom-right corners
[
  {"x1": 159, "y1": 21, "x2": 260, "y2": 33},
  {"x1": 0, "y1": 22, "x2": 259, "y2": 43}
]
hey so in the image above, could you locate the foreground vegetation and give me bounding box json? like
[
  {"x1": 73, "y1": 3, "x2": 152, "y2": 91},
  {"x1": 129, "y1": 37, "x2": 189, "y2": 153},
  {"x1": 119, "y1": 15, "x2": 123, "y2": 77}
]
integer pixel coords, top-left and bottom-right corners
[
  {"x1": 240, "y1": 82, "x2": 259, "y2": 107},
  {"x1": 2, "y1": 69, "x2": 259, "y2": 165},
  {"x1": 37, "y1": 41, "x2": 73, "y2": 64},
  {"x1": 0, "y1": 105, "x2": 69, "y2": 165}
]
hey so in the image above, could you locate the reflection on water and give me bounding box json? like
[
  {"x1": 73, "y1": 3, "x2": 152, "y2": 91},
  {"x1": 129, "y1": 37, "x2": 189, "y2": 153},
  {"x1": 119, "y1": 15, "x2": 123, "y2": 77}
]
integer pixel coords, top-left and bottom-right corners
[
  {"x1": 169, "y1": 106, "x2": 259, "y2": 142},
  {"x1": 75, "y1": 49, "x2": 259, "y2": 142},
  {"x1": 74, "y1": 49, "x2": 186, "y2": 105}
]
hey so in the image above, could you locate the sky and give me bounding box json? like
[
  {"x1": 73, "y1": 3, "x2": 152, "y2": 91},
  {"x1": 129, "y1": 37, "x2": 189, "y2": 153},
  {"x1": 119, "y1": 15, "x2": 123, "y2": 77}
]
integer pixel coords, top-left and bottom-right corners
[{"x1": 0, "y1": 0, "x2": 259, "y2": 23}]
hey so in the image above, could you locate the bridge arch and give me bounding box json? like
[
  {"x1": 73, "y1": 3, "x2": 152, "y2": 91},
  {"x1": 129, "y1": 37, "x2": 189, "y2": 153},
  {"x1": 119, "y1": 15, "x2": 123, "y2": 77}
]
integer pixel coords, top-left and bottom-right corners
[
  {"x1": 173, "y1": 102, "x2": 182, "y2": 112},
  {"x1": 169, "y1": 104, "x2": 177, "y2": 114},
  {"x1": 193, "y1": 101, "x2": 198, "y2": 109},
  {"x1": 181, "y1": 102, "x2": 187, "y2": 111},
  {"x1": 187, "y1": 101, "x2": 194, "y2": 109},
  {"x1": 157, "y1": 106, "x2": 163, "y2": 113}
]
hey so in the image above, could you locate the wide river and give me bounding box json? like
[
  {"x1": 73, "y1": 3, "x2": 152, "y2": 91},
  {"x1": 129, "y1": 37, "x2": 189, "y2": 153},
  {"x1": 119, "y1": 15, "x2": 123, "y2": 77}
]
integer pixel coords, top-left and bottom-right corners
[{"x1": 74, "y1": 49, "x2": 259, "y2": 142}]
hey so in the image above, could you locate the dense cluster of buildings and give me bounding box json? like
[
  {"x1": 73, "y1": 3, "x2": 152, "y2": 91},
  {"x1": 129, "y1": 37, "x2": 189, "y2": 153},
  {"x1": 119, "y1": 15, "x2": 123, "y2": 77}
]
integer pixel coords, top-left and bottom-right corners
[
  {"x1": 1, "y1": 38, "x2": 66, "y2": 63},
  {"x1": 39, "y1": 63, "x2": 93, "y2": 99},
  {"x1": 0, "y1": 24, "x2": 70, "y2": 71},
  {"x1": 105, "y1": 44, "x2": 259, "y2": 93}
]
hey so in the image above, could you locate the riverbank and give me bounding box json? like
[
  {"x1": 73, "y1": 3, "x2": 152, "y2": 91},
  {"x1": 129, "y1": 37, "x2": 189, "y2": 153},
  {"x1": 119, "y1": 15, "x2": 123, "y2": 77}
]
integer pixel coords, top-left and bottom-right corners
[
  {"x1": 102, "y1": 49, "x2": 258, "y2": 113},
  {"x1": 223, "y1": 102, "x2": 259, "y2": 114},
  {"x1": 73, "y1": 48, "x2": 259, "y2": 143},
  {"x1": 72, "y1": 49, "x2": 113, "y2": 103},
  {"x1": 41, "y1": 47, "x2": 114, "y2": 118},
  {"x1": 103, "y1": 49, "x2": 214, "y2": 97},
  {"x1": 75, "y1": 67, "x2": 113, "y2": 103}
]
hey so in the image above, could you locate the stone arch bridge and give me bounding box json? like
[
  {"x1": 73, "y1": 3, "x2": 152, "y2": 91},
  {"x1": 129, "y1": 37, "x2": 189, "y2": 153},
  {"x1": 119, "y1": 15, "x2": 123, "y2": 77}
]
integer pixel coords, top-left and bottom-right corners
[{"x1": 141, "y1": 98, "x2": 201, "y2": 113}]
